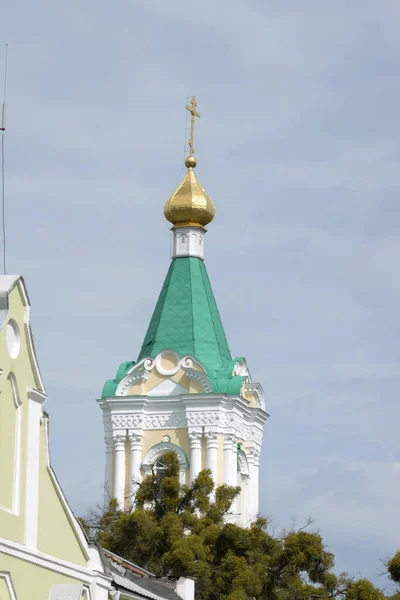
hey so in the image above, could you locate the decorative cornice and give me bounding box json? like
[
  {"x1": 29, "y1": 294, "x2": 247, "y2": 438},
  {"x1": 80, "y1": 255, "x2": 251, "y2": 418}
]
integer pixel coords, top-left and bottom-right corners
[
  {"x1": 111, "y1": 414, "x2": 142, "y2": 429},
  {"x1": 111, "y1": 413, "x2": 187, "y2": 430},
  {"x1": 107, "y1": 407, "x2": 265, "y2": 447},
  {"x1": 186, "y1": 411, "x2": 219, "y2": 426}
]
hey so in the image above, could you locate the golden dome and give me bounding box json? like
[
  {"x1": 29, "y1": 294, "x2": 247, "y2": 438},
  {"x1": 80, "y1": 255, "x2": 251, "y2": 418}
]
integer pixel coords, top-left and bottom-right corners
[{"x1": 164, "y1": 157, "x2": 216, "y2": 228}]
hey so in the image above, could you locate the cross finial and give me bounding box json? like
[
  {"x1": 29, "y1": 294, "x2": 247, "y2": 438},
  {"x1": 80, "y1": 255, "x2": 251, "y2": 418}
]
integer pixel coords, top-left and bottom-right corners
[{"x1": 185, "y1": 95, "x2": 200, "y2": 158}]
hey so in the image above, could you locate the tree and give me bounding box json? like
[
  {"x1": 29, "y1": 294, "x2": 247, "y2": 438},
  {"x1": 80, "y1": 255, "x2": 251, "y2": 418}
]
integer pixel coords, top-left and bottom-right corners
[
  {"x1": 388, "y1": 552, "x2": 400, "y2": 586},
  {"x1": 83, "y1": 451, "x2": 387, "y2": 600}
]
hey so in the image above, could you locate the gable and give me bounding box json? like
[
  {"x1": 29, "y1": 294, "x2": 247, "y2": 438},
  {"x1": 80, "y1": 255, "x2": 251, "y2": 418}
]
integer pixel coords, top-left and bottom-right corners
[
  {"x1": 0, "y1": 276, "x2": 89, "y2": 568},
  {"x1": 116, "y1": 350, "x2": 212, "y2": 397}
]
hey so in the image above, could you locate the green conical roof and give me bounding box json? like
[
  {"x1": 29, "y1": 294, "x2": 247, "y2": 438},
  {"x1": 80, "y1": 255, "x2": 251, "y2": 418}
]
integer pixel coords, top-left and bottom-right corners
[
  {"x1": 101, "y1": 256, "x2": 248, "y2": 398},
  {"x1": 137, "y1": 257, "x2": 231, "y2": 368}
]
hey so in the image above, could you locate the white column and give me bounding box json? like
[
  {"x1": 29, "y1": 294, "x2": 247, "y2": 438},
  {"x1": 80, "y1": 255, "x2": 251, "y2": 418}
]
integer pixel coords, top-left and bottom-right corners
[
  {"x1": 241, "y1": 477, "x2": 250, "y2": 526},
  {"x1": 188, "y1": 430, "x2": 202, "y2": 482},
  {"x1": 246, "y1": 449, "x2": 256, "y2": 522},
  {"x1": 247, "y1": 447, "x2": 260, "y2": 521},
  {"x1": 231, "y1": 437, "x2": 241, "y2": 519},
  {"x1": 113, "y1": 434, "x2": 126, "y2": 510},
  {"x1": 223, "y1": 434, "x2": 236, "y2": 486},
  {"x1": 253, "y1": 448, "x2": 260, "y2": 517},
  {"x1": 129, "y1": 431, "x2": 143, "y2": 507},
  {"x1": 205, "y1": 430, "x2": 219, "y2": 487},
  {"x1": 104, "y1": 438, "x2": 114, "y2": 506}
]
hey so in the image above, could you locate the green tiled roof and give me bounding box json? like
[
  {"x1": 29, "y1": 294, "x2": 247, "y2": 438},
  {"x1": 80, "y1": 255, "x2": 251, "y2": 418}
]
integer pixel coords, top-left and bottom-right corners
[
  {"x1": 138, "y1": 257, "x2": 232, "y2": 368},
  {"x1": 101, "y1": 257, "x2": 248, "y2": 398}
]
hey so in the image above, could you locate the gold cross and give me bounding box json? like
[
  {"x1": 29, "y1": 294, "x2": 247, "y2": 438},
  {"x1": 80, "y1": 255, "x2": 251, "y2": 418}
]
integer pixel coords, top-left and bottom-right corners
[{"x1": 185, "y1": 95, "x2": 200, "y2": 156}]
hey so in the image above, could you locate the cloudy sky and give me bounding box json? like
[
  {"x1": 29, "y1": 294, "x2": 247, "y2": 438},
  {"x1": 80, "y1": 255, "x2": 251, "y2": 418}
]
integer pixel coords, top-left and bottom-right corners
[{"x1": 1, "y1": 0, "x2": 399, "y2": 587}]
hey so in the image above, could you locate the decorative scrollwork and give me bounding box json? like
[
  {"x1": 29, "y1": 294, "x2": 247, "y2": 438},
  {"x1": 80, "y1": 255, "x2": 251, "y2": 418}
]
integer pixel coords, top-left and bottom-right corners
[{"x1": 184, "y1": 368, "x2": 213, "y2": 392}]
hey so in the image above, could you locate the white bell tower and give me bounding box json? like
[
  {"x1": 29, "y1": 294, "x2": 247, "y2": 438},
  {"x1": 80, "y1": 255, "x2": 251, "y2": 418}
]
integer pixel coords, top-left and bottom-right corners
[{"x1": 98, "y1": 97, "x2": 268, "y2": 524}]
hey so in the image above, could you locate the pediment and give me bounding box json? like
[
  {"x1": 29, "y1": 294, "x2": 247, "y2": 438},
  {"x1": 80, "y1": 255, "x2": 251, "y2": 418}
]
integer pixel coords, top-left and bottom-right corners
[{"x1": 116, "y1": 349, "x2": 213, "y2": 396}]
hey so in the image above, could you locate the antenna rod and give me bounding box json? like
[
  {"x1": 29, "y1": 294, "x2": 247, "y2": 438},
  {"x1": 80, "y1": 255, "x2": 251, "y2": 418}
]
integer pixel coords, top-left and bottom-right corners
[
  {"x1": 1, "y1": 43, "x2": 9, "y2": 274},
  {"x1": 1, "y1": 43, "x2": 7, "y2": 131}
]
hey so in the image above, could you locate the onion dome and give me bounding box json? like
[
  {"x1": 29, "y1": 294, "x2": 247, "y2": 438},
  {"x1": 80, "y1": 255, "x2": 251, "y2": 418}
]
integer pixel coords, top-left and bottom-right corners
[{"x1": 164, "y1": 155, "x2": 216, "y2": 228}]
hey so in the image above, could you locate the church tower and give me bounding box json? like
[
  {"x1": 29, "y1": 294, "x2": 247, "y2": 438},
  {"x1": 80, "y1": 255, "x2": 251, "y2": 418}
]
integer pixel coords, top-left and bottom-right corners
[{"x1": 98, "y1": 98, "x2": 268, "y2": 525}]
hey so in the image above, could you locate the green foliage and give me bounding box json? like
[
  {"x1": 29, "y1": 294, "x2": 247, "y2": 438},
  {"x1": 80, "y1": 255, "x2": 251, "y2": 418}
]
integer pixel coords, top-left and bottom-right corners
[
  {"x1": 346, "y1": 579, "x2": 385, "y2": 600},
  {"x1": 388, "y1": 552, "x2": 400, "y2": 585},
  {"x1": 83, "y1": 451, "x2": 389, "y2": 600}
]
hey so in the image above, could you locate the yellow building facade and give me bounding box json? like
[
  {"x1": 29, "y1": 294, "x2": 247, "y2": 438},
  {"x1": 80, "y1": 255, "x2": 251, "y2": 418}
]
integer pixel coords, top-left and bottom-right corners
[
  {"x1": 0, "y1": 276, "x2": 194, "y2": 600},
  {"x1": 0, "y1": 276, "x2": 111, "y2": 599}
]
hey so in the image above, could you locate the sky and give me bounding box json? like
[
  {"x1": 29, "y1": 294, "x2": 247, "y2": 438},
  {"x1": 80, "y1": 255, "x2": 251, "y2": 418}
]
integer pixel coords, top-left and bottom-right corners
[{"x1": 1, "y1": 0, "x2": 399, "y2": 589}]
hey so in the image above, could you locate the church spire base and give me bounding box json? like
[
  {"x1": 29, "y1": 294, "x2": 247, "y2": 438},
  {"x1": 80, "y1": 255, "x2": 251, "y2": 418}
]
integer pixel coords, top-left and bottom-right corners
[{"x1": 171, "y1": 226, "x2": 205, "y2": 260}]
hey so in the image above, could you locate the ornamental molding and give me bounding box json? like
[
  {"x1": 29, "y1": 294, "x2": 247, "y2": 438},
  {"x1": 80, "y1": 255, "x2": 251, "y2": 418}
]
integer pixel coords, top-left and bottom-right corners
[
  {"x1": 242, "y1": 382, "x2": 265, "y2": 410},
  {"x1": 116, "y1": 350, "x2": 211, "y2": 396},
  {"x1": 251, "y1": 427, "x2": 263, "y2": 446},
  {"x1": 105, "y1": 438, "x2": 114, "y2": 451},
  {"x1": 223, "y1": 433, "x2": 237, "y2": 450},
  {"x1": 111, "y1": 413, "x2": 187, "y2": 430},
  {"x1": 109, "y1": 409, "x2": 264, "y2": 444},
  {"x1": 233, "y1": 358, "x2": 250, "y2": 377},
  {"x1": 238, "y1": 450, "x2": 250, "y2": 476},
  {"x1": 186, "y1": 411, "x2": 220, "y2": 426},
  {"x1": 142, "y1": 441, "x2": 189, "y2": 468},
  {"x1": 188, "y1": 429, "x2": 202, "y2": 448},
  {"x1": 102, "y1": 409, "x2": 113, "y2": 434},
  {"x1": 136, "y1": 350, "x2": 204, "y2": 377},
  {"x1": 128, "y1": 432, "x2": 143, "y2": 450},
  {"x1": 144, "y1": 413, "x2": 187, "y2": 429},
  {"x1": 113, "y1": 433, "x2": 126, "y2": 450},
  {"x1": 116, "y1": 370, "x2": 149, "y2": 396},
  {"x1": 111, "y1": 414, "x2": 142, "y2": 429},
  {"x1": 184, "y1": 368, "x2": 213, "y2": 393},
  {"x1": 204, "y1": 430, "x2": 218, "y2": 447},
  {"x1": 219, "y1": 413, "x2": 235, "y2": 427},
  {"x1": 247, "y1": 445, "x2": 262, "y2": 461}
]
